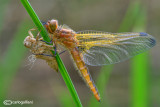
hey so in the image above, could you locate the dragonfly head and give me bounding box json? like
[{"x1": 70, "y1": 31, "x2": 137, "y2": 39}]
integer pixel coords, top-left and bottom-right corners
[
  {"x1": 45, "y1": 19, "x2": 58, "y2": 34},
  {"x1": 24, "y1": 36, "x2": 36, "y2": 48}
]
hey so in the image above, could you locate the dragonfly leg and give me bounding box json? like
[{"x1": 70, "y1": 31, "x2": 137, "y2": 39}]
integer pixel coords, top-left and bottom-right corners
[
  {"x1": 53, "y1": 43, "x2": 66, "y2": 56},
  {"x1": 33, "y1": 49, "x2": 66, "y2": 58},
  {"x1": 33, "y1": 53, "x2": 53, "y2": 57},
  {"x1": 33, "y1": 49, "x2": 66, "y2": 57},
  {"x1": 40, "y1": 39, "x2": 53, "y2": 44},
  {"x1": 36, "y1": 31, "x2": 41, "y2": 41},
  {"x1": 28, "y1": 28, "x2": 37, "y2": 38},
  {"x1": 59, "y1": 50, "x2": 66, "y2": 55},
  {"x1": 54, "y1": 44, "x2": 57, "y2": 56}
]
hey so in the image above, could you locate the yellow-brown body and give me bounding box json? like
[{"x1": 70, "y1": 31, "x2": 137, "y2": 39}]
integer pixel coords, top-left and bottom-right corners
[
  {"x1": 70, "y1": 47, "x2": 100, "y2": 101},
  {"x1": 46, "y1": 20, "x2": 100, "y2": 101}
]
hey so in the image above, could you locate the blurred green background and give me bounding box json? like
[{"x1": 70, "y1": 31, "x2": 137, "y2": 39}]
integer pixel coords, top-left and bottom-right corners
[{"x1": 0, "y1": 0, "x2": 159, "y2": 107}]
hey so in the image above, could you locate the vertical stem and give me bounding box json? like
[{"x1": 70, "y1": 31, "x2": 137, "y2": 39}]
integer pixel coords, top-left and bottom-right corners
[
  {"x1": 131, "y1": 7, "x2": 149, "y2": 107},
  {"x1": 20, "y1": 0, "x2": 50, "y2": 42},
  {"x1": 20, "y1": 0, "x2": 82, "y2": 106}
]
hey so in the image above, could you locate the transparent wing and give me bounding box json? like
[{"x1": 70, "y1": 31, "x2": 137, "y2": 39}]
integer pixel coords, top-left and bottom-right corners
[{"x1": 76, "y1": 31, "x2": 156, "y2": 66}]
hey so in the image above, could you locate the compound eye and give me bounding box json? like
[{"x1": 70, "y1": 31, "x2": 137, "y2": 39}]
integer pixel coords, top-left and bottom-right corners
[
  {"x1": 46, "y1": 19, "x2": 58, "y2": 33},
  {"x1": 50, "y1": 20, "x2": 58, "y2": 27}
]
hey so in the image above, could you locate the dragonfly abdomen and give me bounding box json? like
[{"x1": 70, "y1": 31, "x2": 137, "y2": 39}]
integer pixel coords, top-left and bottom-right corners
[{"x1": 70, "y1": 47, "x2": 100, "y2": 102}]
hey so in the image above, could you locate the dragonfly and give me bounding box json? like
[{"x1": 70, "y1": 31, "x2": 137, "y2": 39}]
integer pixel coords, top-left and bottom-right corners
[
  {"x1": 24, "y1": 29, "x2": 58, "y2": 72},
  {"x1": 43, "y1": 19, "x2": 156, "y2": 102}
]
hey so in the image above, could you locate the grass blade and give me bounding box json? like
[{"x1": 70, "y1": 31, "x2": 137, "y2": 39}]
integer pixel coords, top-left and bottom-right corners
[
  {"x1": 20, "y1": 0, "x2": 82, "y2": 106},
  {"x1": 20, "y1": 0, "x2": 50, "y2": 42},
  {"x1": 131, "y1": 7, "x2": 150, "y2": 107}
]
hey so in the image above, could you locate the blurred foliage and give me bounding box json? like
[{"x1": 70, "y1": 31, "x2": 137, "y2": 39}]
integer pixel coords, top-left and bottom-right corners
[
  {"x1": 0, "y1": 0, "x2": 10, "y2": 34},
  {"x1": 0, "y1": 19, "x2": 33, "y2": 106},
  {"x1": 88, "y1": 1, "x2": 143, "y2": 107},
  {"x1": 118, "y1": 0, "x2": 141, "y2": 32},
  {"x1": 56, "y1": 89, "x2": 76, "y2": 107},
  {"x1": 0, "y1": 0, "x2": 159, "y2": 107},
  {"x1": 131, "y1": 7, "x2": 150, "y2": 107}
]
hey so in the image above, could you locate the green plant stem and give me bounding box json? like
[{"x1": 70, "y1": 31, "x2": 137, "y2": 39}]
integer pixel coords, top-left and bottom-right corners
[
  {"x1": 20, "y1": 0, "x2": 82, "y2": 106},
  {"x1": 131, "y1": 7, "x2": 149, "y2": 107},
  {"x1": 54, "y1": 52, "x2": 81, "y2": 107},
  {"x1": 20, "y1": 0, "x2": 50, "y2": 42}
]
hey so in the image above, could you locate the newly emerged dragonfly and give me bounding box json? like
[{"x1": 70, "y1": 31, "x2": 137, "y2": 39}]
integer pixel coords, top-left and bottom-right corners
[
  {"x1": 44, "y1": 19, "x2": 156, "y2": 101},
  {"x1": 24, "y1": 29, "x2": 58, "y2": 72}
]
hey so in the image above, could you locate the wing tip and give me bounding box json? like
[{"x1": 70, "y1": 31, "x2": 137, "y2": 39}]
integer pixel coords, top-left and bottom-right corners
[
  {"x1": 150, "y1": 38, "x2": 156, "y2": 46},
  {"x1": 140, "y1": 32, "x2": 156, "y2": 46},
  {"x1": 139, "y1": 32, "x2": 148, "y2": 36}
]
